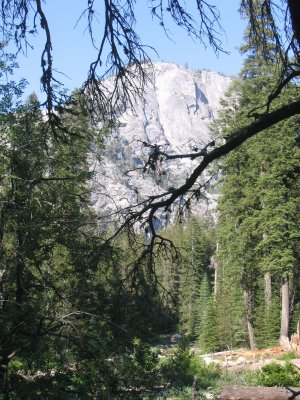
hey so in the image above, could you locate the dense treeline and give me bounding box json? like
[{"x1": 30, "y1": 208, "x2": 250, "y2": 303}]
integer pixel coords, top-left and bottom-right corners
[
  {"x1": 0, "y1": 46, "x2": 167, "y2": 398},
  {"x1": 0, "y1": 44, "x2": 216, "y2": 398},
  {"x1": 209, "y1": 5, "x2": 300, "y2": 352}
]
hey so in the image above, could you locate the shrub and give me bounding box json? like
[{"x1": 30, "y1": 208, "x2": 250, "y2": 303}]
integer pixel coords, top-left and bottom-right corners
[
  {"x1": 248, "y1": 362, "x2": 300, "y2": 387},
  {"x1": 117, "y1": 337, "x2": 161, "y2": 389},
  {"x1": 160, "y1": 337, "x2": 194, "y2": 387},
  {"x1": 160, "y1": 337, "x2": 221, "y2": 389}
]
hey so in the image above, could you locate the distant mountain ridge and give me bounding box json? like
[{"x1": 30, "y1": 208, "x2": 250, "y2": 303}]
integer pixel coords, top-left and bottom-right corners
[{"x1": 90, "y1": 62, "x2": 233, "y2": 226}]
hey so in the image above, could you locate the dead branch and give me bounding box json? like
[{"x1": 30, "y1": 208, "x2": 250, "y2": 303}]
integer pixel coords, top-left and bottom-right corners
[{"x1": 108, "y1": 99, "x2": 300, "y2": 243}]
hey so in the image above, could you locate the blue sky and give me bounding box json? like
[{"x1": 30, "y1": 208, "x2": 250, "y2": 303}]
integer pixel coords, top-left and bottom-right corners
[{"x1": 9, "y1": 0, "x2": 246, "y2": 99}]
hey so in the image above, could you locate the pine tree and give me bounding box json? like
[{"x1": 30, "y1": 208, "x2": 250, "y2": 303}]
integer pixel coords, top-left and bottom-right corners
[
  {"x1": 198, "y1": 295, "x2": 219, "y2": 352},
  {"x1": 195, "y1": 273, "x2": 211, "y2": 343},
  {"x1": 212, "y1": 0, "x2": 300, "y2": 349},
  {"x1": 0, "y1": 90, "x2": 117, "y2": 396},
  {"x1": 178, "y1": 216, "x2": 214, "y2": 338}
]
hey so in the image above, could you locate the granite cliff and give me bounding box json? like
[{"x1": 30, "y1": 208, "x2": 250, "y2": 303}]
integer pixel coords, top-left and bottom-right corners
[{"x1": 90, "y1": 63, "x2": 232, "y2": 226}]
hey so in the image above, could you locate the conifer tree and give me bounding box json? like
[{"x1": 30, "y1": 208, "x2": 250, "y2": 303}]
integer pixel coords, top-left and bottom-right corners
[
  {"x1": 213, "y1": 0, "x2": 300, "y2": 349},
  {"x1": 198, "y1": 295, "x2": 219, "y2": 352},
  {"x1": 178, "y1": 216, "x2": 214, "y2": 338},
  {"x1": 0, "y1": 84, "x2": 128, "y2": 396},
  {"x1": 195, "y1": 273, "x2": 211, "y2": 343}
]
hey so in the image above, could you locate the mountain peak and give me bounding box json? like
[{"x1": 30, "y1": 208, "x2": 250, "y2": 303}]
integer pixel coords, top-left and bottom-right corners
[{"x1": 91, "y1": 62, "x2": 233, "y2": 225}]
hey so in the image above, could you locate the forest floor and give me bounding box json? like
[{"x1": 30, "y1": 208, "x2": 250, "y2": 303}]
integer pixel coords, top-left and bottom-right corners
[
  {"x1": 192, "y1": 346, "x2": 300, "y2": 371},
  {"x1": 153, "y1": 342, "x2": 300, "y2": 399},
  {"x1": 156, "y1": 335, "x2": 300, "y2": 372}
]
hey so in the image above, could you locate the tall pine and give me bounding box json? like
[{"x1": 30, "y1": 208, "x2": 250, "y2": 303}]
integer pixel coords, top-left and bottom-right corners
[{"x1": 213, "y1": 0, "x2": 300, "y2": 349}]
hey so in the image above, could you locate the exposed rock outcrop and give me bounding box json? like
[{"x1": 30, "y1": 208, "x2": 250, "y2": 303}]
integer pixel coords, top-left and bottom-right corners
[{"x1": 90, "y1": 63, "x2": 232, "y2": 226}]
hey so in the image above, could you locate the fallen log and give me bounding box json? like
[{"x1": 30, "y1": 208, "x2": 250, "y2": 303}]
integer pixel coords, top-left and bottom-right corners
[{"x1": 219, "y1": 385, "x2": 300, "y2": 400}]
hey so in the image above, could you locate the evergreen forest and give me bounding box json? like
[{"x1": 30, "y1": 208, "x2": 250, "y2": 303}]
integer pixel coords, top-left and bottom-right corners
[{"x1": 0, "y1": 2, "x2": 300, "y2": 399}]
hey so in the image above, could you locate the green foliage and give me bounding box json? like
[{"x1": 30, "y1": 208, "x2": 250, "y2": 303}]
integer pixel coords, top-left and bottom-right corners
[
  {"x1": 212, "y1": 26, "x2": 300, "y2": 350},
  {"x1": 0, "y1": 43, "x2": 26, "y2": 114},
  {"x1": 5, "y1": 357, "x2": 114, "y2": 400},
  {"x1": 276, "y1": 352, "x2": 298, "y2": 362},
  {"x1": 194, "y1": 274, "x2": 211, "y2": 344},
  {"x1": 117, "y1": 338, "x2": 161, "y2": 389},
  {"x1": 190, "y1": 356, "x2": 221, "y2": 389},
  {"x1": 178, "y1": 216, "x2": 215, "y2": 337},
  {"x1": 161, "y1": 337, "x2": 220, "y2": 389},
  {"x1": 255, "y1": 293, "x2": 281, "y2": 348},
  {"x1": 198, "y1": 296, "x2": 220, "y2": 352},
  {"x1": 213, "y1": 276, "x2": 247, "y2": 350},
  {"x1": 161, "y1": 337, "x2": 194, "y2": 387},
  {"x1": 290, "y1": 304, "x2": 300, "y2": 337},
  {"x1": 248, "y1": 362, "x2": 300, "y2": 387},
  {"x1": 1, "y1": 14, "x2": 299, "y2": 396},
  {"x1": 0, "y1": 62, "x2": 133, "y2": 398},
  {"x1": 153, "y1": 215, "x2": 215, "y2": 339}
]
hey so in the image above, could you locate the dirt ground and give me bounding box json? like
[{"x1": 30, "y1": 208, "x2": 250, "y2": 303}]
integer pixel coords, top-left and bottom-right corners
[{"x1": 195, "y1": 346, "x2": 300, "y2": 371}]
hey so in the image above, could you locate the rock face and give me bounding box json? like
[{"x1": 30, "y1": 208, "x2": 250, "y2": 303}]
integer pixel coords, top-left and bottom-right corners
[{"x1": 90, "y1": 62, "x2": 232, "y2": 226}]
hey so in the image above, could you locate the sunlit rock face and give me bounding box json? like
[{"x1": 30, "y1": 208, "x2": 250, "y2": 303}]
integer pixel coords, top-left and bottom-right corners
[{"x1": 90, "y1": 62, "x2": 233, "y2": 227}]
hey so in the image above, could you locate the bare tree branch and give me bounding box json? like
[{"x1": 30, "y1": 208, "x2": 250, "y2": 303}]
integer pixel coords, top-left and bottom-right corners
[
  {"x1": 0, "y1": 0, "x2": 226, "y2": 119},
  {"x1": 150, "y1": 0, "x2": 225, "y2": 52},
  {"x1": 108, "y1": 99, "x2": 300, "y2": 242}
]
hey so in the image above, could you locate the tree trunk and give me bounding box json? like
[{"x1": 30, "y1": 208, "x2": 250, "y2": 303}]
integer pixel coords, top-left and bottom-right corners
[
  {"x1": 213, "y1": 258, "x2": 218, "y2": 296},
  {"x1": 280, "y1": 278, "x2": 291, "y2": 349},
  {"x1": 16, "y1": 256, "x2": 26, "y2": 306},
  {"x1": 0, "y1": 232, "x2": 4, "y2": 311},
  {"x1": 243, "y1": 289, "x2": 256, "y2": 350},
  {"x1": 15, "y1": 232, "x2": 26, "y2": 306},
  {"x1": 264, "y1": 271, "x2": 272, "y2": 311},
  {"x1": 0, "y1": 269, "x2": 4, "y2": 311},
  {"x1": 288, "y1": 0, "x2": 300, "y2": 46},
  {"x1": 212, "y1": 243, "x2": 219, "y2": 296}
]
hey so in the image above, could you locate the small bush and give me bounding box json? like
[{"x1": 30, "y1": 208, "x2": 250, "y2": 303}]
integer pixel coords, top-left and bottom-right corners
[
  {"x1": 190, "y1": 357, "x2": 221, "y2": 389},
  {"x1": 248, "y1": 362, "x2": 300, "y2": 387},
  {"x1": 160, "y1": 337, "x2": 221, "y2": 389},
  {"x1": 118, "y1": 337, "x2": 161, "y2": 389},
  {"x1": 160, "y1": 337, "x2": 194, "y2": 387}
]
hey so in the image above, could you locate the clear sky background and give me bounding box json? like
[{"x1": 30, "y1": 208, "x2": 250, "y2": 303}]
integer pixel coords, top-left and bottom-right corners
[{"x1": 9, "y1": 0, "x2": 247, "y2": 100}]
